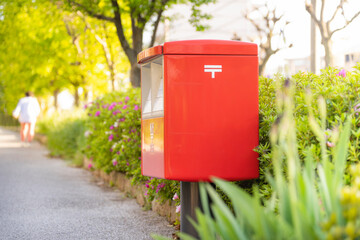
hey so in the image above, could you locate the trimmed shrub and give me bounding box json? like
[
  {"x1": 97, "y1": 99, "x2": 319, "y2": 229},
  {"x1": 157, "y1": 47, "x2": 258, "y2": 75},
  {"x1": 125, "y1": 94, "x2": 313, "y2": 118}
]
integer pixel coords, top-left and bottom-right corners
[
  {"x1": 84, "y1": 88, "x2": 180, "y2": 203},
  {"x1": 37, "y1": 110, "x2": 86, "y2": 166}
]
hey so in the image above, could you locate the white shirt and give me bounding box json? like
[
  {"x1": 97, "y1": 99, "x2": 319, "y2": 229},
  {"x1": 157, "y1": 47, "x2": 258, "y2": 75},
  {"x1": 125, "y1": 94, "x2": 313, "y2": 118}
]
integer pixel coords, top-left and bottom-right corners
[{"x1": 13, "y1": 97, "x2": 41, "y2": 123}]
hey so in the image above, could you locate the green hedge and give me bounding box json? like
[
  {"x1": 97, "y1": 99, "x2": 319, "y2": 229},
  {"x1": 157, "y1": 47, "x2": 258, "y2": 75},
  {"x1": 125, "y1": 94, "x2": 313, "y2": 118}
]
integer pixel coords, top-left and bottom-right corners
[
  {"x1": 0, "y1": 112, "x2": 19, "y2": 126},
  {"x1": 37, "y1": 111, "x2": 86, "y2": 166},
  {"x1": 85, "y1": 88, "x2": 179, "y2": 203},
  {"x1": 256, "y1": 65, "x2": 360, "y2": 199}
]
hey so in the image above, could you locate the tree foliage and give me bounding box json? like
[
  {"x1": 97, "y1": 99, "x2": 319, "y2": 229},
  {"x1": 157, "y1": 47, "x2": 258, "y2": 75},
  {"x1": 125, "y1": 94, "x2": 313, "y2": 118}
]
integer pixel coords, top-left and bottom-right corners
[
  {"x1": 0, "y1": 0, "x2": 127, "y2": 114},
  {"x1": 65, "y1": 0, "x2": 216, "y2": 88}
]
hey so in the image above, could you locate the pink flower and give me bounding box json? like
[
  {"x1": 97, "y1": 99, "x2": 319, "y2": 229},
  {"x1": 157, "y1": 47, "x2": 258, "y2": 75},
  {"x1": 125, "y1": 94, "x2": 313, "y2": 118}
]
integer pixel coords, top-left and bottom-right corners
[
  {"x1": 172, "y1": 193, "x2": 179, "y2": 200},
  {"x1": 176, "y1": 205, "x2": 181, "y2": 213},
  {"x1": 83, "y1": 104, "x2": 88, "y2": 109},
  {"x1": 145, "y1": 183, "x2": 150, "y2": 188},
  {"x1": 125, "y1": 96, "x2": 130, "y2": 103},
  {"x1": 134, "y1": 105, "x2": 139, "y2": 111},
  {"x1": 95, "y1": 111, "x2": 100, "y2": 117},
  {"x1": 354, "y1": 103, "x2": 360, "y2": 116},
  {"x1": 327, "y1": 141, "x2": 335, "y2": 148},
  {"x1": 122, "y1": 105, "x2": 128, "y2": 110},
  {"x1": 108, "y1": 134, "x2": 114, "y2": 141},
  {"x1": 88, "y1": 163, "x2": 93, "y2": 169},
  {"x1": 112, "y1": 159, "x2": 117, "y2": 166},
  {"x1": 336, "y1": 69, "x2": 346, "y2": 77},
  {"x1": 110, "y1": 126, "x2": 114, "y2": 130}
]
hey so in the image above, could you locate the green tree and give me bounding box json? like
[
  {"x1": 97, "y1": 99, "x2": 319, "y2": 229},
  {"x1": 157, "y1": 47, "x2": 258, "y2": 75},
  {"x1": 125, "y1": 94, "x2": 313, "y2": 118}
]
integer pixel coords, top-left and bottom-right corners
[
  {"x1": 0, "y1": 0, "x2": 119, "y2": 112},
  {"x1": 65, "y1": 0, "x2": 216, "y2": 88}
]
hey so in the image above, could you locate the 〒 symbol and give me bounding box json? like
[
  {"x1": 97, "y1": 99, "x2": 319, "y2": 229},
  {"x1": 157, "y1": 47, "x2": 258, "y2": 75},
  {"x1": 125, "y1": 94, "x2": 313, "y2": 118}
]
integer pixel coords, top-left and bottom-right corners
[{"x1": 204, "y1": 65, "x2": 222, "y2": 78}]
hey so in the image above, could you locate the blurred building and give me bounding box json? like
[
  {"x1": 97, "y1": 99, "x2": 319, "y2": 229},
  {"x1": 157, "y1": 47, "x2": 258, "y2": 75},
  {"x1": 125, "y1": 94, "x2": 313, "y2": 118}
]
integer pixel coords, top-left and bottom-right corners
[{"x1": 154, "y1": 0, "x2": 257, "y2": 43}]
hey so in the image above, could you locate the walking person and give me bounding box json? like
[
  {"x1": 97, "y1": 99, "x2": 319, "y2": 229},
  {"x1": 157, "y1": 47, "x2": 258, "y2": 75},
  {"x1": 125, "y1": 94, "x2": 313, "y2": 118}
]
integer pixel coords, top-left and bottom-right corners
[{"x1": 12, "y1": 91, "x2": 41, "y2": 146}]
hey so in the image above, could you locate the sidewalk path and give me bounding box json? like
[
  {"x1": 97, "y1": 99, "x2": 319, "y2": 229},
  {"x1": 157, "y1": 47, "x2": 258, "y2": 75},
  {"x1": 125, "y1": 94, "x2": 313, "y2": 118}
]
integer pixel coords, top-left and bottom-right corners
[{"x1": 0, "y1": 128, "x2": 173, "y2": 240}]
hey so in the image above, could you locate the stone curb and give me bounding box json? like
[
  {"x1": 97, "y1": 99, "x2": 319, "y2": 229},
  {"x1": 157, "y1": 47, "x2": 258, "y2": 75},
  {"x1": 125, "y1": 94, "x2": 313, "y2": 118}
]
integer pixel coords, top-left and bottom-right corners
[{"x1": 84, "y1": 157, "x2": 179, "y2": 224}]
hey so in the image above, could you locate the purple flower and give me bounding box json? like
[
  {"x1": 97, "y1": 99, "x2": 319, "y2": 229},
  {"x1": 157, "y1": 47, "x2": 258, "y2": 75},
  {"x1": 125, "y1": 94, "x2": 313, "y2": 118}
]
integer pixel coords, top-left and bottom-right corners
[
  {"x1": 112, "y1": 159, "x2": 118, "y2": 166},
  {"x1": 122, "y1": 105, "x2": 128, "y2": 110},
  {"x1": 110, "y1": 148, "x2": 113, "y2": 152},
  {"x1": 134, "y1": 105, "x2": 139, "y2": 111},
  {"x1": 108, "y1": 134, "x2": 114, "y2": 141},
  {"x1": 113, "y1": 110, "x2": 121, "y2": 115},
  {"x1": 120, "y1": 118, "x2": 125, "y2": 122},
  {"x1": 110, "y1": 126, "x2": 114, "y2": 130},
  {"x1": 116, "y1": 151, "x2": 120, "y2": 155},
  {"x1": 336, "y1": 69, "x2": 346, "y2": 77},
  {"x1": 108, "y1": 103, "x2": 116, "y2": 111},
  {"x1": 354, "y1": 103, "x2": 360, "y2": 116},
  {"x1": 173, "y1": 193, "x2": 179, "y2": 200},
  {"x1": 145, "y1": 183, "x2": 150, "y2": 188},
  {"x1": 95, "y1": 111, "x2": 100, "y2": 117},
  {"x1": 155, "y1": 183, "x2": 166, "y2": 193}
]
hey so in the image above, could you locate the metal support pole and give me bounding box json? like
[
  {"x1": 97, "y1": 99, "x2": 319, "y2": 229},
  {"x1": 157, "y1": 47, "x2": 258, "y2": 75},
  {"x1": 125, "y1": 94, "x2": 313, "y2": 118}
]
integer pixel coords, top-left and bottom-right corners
[{"x1": 180, "y1": 181, "x2": 200, "y2": 238}]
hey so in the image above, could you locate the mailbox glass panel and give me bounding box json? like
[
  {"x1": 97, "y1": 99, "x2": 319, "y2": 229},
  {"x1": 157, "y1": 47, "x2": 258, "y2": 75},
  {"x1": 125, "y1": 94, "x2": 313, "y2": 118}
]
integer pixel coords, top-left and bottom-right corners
[
  {"x1": 141, "y1": 56, "x2": 164, "y2": 119},
  {"x1": 141, "y1": 56, "x2": 165, "y2": 179}
]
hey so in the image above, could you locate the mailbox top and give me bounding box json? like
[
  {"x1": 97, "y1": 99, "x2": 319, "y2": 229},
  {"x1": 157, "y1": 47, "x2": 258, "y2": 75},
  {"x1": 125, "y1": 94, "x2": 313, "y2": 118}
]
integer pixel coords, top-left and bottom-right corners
[{"x1": 137, "y1": 40, "x2": 257, "y2": 64}]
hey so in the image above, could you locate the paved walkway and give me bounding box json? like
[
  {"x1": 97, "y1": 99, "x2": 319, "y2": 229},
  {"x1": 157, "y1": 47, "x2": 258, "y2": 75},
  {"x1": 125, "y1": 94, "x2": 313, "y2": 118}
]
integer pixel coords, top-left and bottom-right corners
[{"x1": 0, "y1": 128, "x2": 173, "y2": 240}]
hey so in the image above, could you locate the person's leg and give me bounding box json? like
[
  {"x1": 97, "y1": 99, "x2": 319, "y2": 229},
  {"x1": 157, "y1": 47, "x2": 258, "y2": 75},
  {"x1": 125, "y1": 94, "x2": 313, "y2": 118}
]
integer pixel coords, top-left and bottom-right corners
[
  {"x1": 20, "y1": 123, "x2": 28, "y2": 142},
  {"x1": 28, "y1": 122, "x2": 36, "y2": 142}
]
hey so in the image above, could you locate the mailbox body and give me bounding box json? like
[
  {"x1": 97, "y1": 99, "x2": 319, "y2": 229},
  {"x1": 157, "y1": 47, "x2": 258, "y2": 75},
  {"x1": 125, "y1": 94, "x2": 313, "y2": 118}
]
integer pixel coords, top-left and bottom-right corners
[{"x1": 138, "y1": 40, "x2": 259, "y2": 182}]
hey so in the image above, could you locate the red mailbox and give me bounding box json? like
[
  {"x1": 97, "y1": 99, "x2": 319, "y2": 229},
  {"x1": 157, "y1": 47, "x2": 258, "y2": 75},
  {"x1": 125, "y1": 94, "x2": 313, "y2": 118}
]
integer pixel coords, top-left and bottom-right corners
[{"x1": 138, "y1": 40, "x2": 259, "y2": 182}]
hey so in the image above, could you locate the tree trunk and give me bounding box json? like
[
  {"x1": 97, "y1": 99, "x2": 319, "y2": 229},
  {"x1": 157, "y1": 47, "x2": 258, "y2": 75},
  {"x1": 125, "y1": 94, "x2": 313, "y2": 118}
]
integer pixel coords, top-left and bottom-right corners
[
  {"x1": 130, "y1": 62, "x2": 141, "y2": 88},
  {"x1": 84, "y1": 88, "x2": 89, "y2": 103},
  {"x1": 322, "y1": 38, "x2": 333, "y2": 67},
  {"x1": 259, "y1": 52, "x2": 272, "y2": 76},
  {"x1": 53, "y1": 89, "x2": 59, "y2": 110},
  {"x1": 74, "y1": 88, "x2": 80, "y2": 107}
]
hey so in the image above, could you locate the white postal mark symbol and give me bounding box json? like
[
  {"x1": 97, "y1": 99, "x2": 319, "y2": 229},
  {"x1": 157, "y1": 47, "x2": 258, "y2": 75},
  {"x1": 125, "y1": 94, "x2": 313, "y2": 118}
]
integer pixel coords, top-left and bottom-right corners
[{"x1": 204, "y1": 65, "x2": 222, "y2": 78}]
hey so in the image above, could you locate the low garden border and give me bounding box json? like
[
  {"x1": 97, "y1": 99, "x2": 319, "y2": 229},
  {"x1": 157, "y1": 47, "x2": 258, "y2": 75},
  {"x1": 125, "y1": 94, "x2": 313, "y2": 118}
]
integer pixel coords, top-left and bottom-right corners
[{"x1": 83, "y1": 157, "x2": 179, "y2": 224}]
